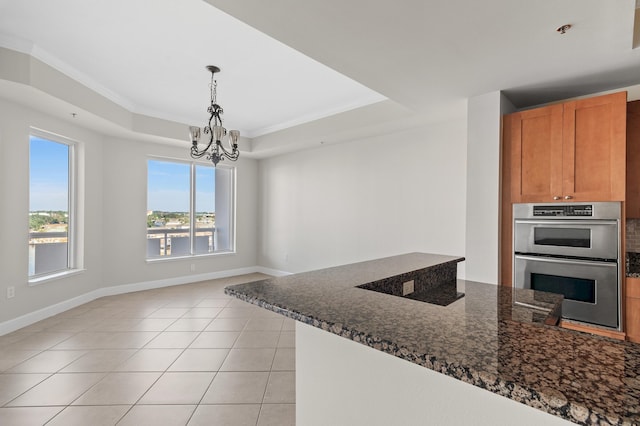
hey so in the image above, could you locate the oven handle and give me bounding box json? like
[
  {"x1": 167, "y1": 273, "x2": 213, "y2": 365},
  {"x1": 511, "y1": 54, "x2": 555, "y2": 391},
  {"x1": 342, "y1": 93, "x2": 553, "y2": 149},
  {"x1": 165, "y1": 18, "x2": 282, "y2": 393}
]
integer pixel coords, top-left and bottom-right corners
[
  {"x1": 514, "y1": 254, "x2": 617, "y2": 268},
  {"x1": 514, "y1": 219, "x2": 617, "y2": 226}
]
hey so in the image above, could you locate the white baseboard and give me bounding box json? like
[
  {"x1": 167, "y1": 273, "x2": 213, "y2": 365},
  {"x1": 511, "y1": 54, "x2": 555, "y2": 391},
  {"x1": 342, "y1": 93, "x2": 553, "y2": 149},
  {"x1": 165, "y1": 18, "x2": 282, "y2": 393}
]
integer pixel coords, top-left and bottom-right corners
[
  {"x1": 97, "y1": 266, "x2": 263, "y2": 298},
  {"x1": 0, "y1": 266, "x2": 291, "y2": 336},
  {"x1": 0, "y1": 289, "x2": 105, "y2": 337},
  {"x1": 254, "y1": 266, "x2": 293, "y2": 277}
]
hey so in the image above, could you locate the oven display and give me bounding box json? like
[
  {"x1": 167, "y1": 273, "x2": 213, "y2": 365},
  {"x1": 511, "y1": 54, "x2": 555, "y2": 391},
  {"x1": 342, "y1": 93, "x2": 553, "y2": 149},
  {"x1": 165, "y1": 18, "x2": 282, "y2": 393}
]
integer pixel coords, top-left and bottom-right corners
[
  {"x1": 531, "y1": 273, "x2": 595, "y2": 304},
  {"x1": 533, "y1": 205, "x2": 593, "y2": 217},
  {"x1": 533, "y1": 227, "x2": 591, "y2": 248}
]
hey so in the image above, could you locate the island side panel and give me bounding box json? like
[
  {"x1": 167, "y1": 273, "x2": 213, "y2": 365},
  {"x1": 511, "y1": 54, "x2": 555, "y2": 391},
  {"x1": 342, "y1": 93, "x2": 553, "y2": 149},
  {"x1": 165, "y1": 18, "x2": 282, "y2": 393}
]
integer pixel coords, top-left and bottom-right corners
[{"x1": 296, "y1": 322, "x2": 572, "y2": 426}]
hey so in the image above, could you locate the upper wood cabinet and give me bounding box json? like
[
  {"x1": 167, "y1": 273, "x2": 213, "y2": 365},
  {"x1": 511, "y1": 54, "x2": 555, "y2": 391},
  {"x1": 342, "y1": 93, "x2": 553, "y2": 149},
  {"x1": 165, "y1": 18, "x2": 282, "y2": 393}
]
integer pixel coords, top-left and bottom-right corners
[
  {"x1": 509, "y1": 104, "x2": 563, "y2": 202},
  {"x1": 508, "y1": 91, "x2": 627, "y2": 203}
]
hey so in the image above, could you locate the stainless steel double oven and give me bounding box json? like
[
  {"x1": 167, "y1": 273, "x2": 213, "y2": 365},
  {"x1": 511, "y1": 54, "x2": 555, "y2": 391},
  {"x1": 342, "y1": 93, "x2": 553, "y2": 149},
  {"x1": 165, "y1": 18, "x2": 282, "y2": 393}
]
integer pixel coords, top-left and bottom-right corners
[{"x1": 513, "y1": 202, "x2": 621, "y2": 330}]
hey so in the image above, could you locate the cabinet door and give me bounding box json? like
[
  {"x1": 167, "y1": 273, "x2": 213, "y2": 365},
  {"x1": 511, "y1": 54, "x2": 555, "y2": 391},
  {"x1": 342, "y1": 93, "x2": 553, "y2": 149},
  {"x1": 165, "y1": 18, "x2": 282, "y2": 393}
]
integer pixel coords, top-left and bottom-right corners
[
  {"x1": 626, "y1": 277, "x2": 640, "y2": 343},
  {"x1": 562, "y1": 92, "x2": 627, "y2": 201},
  {"x1": 627, "y1": 100, "x2": 640, "y2": 218},
  {"x1": 510, "y1": 104, "x2": 564, "y2": 202},
  {"x1": 627, "y1": 298, "x2": 640, "y2": 343}
]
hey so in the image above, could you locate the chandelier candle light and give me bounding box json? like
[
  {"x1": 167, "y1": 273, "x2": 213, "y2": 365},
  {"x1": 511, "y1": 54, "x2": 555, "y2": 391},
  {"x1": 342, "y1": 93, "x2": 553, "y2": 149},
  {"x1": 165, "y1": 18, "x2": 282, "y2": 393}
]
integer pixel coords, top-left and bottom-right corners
[{"x1": 189, "y1": 65, "x2": 240, "y2": 166}]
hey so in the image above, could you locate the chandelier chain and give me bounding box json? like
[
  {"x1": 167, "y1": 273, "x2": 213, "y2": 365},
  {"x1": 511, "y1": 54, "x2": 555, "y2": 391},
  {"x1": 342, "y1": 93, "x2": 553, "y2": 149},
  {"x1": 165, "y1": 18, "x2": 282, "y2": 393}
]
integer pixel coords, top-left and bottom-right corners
[{"x1": 210, "y1": 74, "x2": 217, "y2": 105}]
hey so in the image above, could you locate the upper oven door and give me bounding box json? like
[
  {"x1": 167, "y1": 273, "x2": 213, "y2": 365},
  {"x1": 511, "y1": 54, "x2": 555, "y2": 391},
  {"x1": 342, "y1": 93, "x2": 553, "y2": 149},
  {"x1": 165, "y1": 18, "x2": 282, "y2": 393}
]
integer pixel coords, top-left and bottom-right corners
[{"x1": 513, "y1": 219, "x2": 618, "y2": 259}]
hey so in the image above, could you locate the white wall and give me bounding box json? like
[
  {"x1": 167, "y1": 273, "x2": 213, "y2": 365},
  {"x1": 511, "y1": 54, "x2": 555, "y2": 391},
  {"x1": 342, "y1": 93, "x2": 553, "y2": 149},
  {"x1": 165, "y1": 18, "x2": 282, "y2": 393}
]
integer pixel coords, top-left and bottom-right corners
[
  {"x1": 0, "y1": 98, "x2": 105, "y2": 324},
  {"x1": 0, "y1": 97, "x2": 259, "y2": 326},
  {"x1": 257, "y1": 117, "x2": 468, "y2": 274},
  {"x1": 464, "y1": 92, "x2": 514, "y2": 284},
  {"x1": 100, "y1": 136, "x2": 259, "y2": 288}
]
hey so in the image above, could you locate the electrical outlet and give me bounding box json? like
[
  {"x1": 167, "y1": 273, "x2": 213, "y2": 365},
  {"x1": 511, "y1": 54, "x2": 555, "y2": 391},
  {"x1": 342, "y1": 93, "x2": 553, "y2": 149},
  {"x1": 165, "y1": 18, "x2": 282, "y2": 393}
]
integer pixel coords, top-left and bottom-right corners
[
  {"x1": 190, "y1": 264, "x2": 196, "y2": 272},
  {"x1": 402, "y1": 280, "x2": 414, "y2": 296},
  {"x1": 7, "y1": 286, "x2": 15, "y2": 299}
]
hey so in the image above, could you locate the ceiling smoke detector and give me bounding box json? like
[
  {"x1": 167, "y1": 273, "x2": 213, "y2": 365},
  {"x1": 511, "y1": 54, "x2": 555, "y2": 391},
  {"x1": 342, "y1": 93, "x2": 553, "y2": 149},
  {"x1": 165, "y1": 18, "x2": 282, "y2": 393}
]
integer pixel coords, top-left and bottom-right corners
[{"x1": 556, "y1": 24, "x2": 572, "y2": 34}]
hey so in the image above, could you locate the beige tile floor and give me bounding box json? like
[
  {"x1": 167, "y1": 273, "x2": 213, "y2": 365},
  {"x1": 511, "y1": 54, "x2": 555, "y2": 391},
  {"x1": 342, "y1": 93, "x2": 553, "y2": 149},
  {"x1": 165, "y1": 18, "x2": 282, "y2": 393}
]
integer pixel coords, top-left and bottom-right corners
[{"x1": 0, "y1": 273, "x2": 295, "y2": 425}]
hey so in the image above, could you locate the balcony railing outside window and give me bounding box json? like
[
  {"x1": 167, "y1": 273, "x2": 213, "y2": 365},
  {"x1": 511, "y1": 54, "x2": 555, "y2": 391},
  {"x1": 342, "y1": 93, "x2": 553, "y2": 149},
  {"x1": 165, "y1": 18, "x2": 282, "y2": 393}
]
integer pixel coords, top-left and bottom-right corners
[
  {"x1": 29, "y1": 227, "x2": 216, "y2": 272},
  {"x1": 146, "y1": 227, "x2": 215, "y2": 258},
  {"x1": 28, "y1": 231, "x2": 68, "y2": 276}
]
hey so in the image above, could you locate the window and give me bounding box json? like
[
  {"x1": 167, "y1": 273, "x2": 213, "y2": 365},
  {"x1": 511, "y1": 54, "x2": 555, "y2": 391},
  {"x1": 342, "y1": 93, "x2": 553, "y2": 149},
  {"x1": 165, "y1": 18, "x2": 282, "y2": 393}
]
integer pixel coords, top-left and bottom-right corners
[
  {"x1": 28, "y1": 133, "x2": 77, "y2": 278},
  {"x1": 147, "y1": 159, "x2": 235, "y2": 259}
]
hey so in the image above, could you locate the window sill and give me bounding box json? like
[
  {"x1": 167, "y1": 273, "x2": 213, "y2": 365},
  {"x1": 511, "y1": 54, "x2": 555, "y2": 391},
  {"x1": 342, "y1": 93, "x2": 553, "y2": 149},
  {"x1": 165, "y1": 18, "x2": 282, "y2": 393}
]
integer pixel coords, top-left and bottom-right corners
[{"x1": 28, "y1": 268, "x2": 86, "y2": 286}]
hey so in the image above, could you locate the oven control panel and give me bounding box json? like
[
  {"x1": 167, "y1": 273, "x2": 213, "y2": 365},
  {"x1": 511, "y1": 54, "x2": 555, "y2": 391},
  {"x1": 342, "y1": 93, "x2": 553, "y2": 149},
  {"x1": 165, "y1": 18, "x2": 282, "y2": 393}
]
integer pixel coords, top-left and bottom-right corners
[
  {"x1": 514, "y1": 202, "x2": 620, "y2": 221},
  {"x1": 532, "y1": 205, "x2": 593, "y2": 217}
]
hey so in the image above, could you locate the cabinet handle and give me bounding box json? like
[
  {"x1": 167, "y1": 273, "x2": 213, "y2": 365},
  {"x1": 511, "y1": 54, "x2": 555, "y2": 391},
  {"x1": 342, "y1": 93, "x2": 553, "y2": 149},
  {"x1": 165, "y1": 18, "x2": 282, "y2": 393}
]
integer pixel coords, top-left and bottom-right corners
[
  {"x1": 553, "y1": 196, "x2": 561, "y2": 200},
  {"x1": 564, "y1": 195, "x2": 573, "y2": 200}
]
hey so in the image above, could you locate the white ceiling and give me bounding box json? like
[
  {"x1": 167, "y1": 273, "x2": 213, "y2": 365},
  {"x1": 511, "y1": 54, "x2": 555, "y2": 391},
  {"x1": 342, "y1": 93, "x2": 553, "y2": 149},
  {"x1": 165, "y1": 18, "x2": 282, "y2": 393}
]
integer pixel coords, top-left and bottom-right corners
[
  {"x1": 1, "y1": 0, "x2": 640, "y2": 145},
  {"x1": 0, "y1": 0, "x2": 385, "y2": 138},
  {"x1": 204, "y1": 0, "x2": 640, "y2": 109}
]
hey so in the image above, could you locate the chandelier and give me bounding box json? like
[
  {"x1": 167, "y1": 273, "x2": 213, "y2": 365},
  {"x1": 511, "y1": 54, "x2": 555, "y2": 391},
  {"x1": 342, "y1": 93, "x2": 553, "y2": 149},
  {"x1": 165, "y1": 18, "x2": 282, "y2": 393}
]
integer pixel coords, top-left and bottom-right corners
[{"x1": 189, "y1": 65, "x2": 240, "y2": 166}]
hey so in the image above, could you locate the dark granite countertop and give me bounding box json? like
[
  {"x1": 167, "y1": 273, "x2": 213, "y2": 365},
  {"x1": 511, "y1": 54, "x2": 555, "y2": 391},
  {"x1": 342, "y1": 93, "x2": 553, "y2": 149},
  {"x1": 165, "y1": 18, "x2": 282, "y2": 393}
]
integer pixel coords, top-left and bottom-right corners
[{"x1": 225, "y1": 253, "x2": 640, "y2": 425}]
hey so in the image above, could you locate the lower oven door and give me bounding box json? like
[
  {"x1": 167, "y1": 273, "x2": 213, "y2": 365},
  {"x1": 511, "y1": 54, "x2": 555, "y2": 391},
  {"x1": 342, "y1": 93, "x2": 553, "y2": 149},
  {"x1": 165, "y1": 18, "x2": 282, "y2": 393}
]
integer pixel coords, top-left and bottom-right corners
[{"x1": 514, "y1": 255, "x2": 619, "y2": 329}]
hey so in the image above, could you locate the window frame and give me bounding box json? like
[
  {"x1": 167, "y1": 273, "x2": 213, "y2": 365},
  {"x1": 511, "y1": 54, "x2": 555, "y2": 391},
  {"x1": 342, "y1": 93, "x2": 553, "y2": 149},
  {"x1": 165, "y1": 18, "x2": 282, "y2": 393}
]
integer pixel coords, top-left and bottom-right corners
[
  {"x1": 146, "y1": 156, "x2": 236, "y2": 261},
  {"x1": 28, "y1": 128, "x2": 81, "y2": 284}
]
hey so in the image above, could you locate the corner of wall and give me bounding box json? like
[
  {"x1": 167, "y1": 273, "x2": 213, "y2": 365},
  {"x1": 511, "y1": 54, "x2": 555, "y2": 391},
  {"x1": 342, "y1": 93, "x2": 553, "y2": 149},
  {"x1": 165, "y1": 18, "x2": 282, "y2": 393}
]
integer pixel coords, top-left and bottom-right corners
[{"x1": 465, "y1": 91, "x2": 503, "y2": 284}]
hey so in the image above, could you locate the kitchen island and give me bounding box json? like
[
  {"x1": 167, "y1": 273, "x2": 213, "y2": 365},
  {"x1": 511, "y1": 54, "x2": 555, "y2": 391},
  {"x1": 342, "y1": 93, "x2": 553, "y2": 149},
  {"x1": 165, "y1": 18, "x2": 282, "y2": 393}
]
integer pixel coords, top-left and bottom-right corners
[{"x1": 225, "y1": 253, "x2": 640, "y2": 425}]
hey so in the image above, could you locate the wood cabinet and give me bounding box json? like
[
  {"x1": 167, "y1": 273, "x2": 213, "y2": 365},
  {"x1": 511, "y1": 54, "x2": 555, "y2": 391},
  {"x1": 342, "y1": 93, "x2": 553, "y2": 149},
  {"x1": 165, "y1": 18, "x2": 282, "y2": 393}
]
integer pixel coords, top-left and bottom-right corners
[
  {"x1": 626, "y1": 277, "x2": 640, "y2": 343},
  {"x1": 627, "y1": 100, "x2": 640, "y2": 218},
  {"x1": 509, "y1": 103, "x2": 563, "y2": 203},
  {"x1": 509, "y1": 91, "x2": 627, "y2": 203}
]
